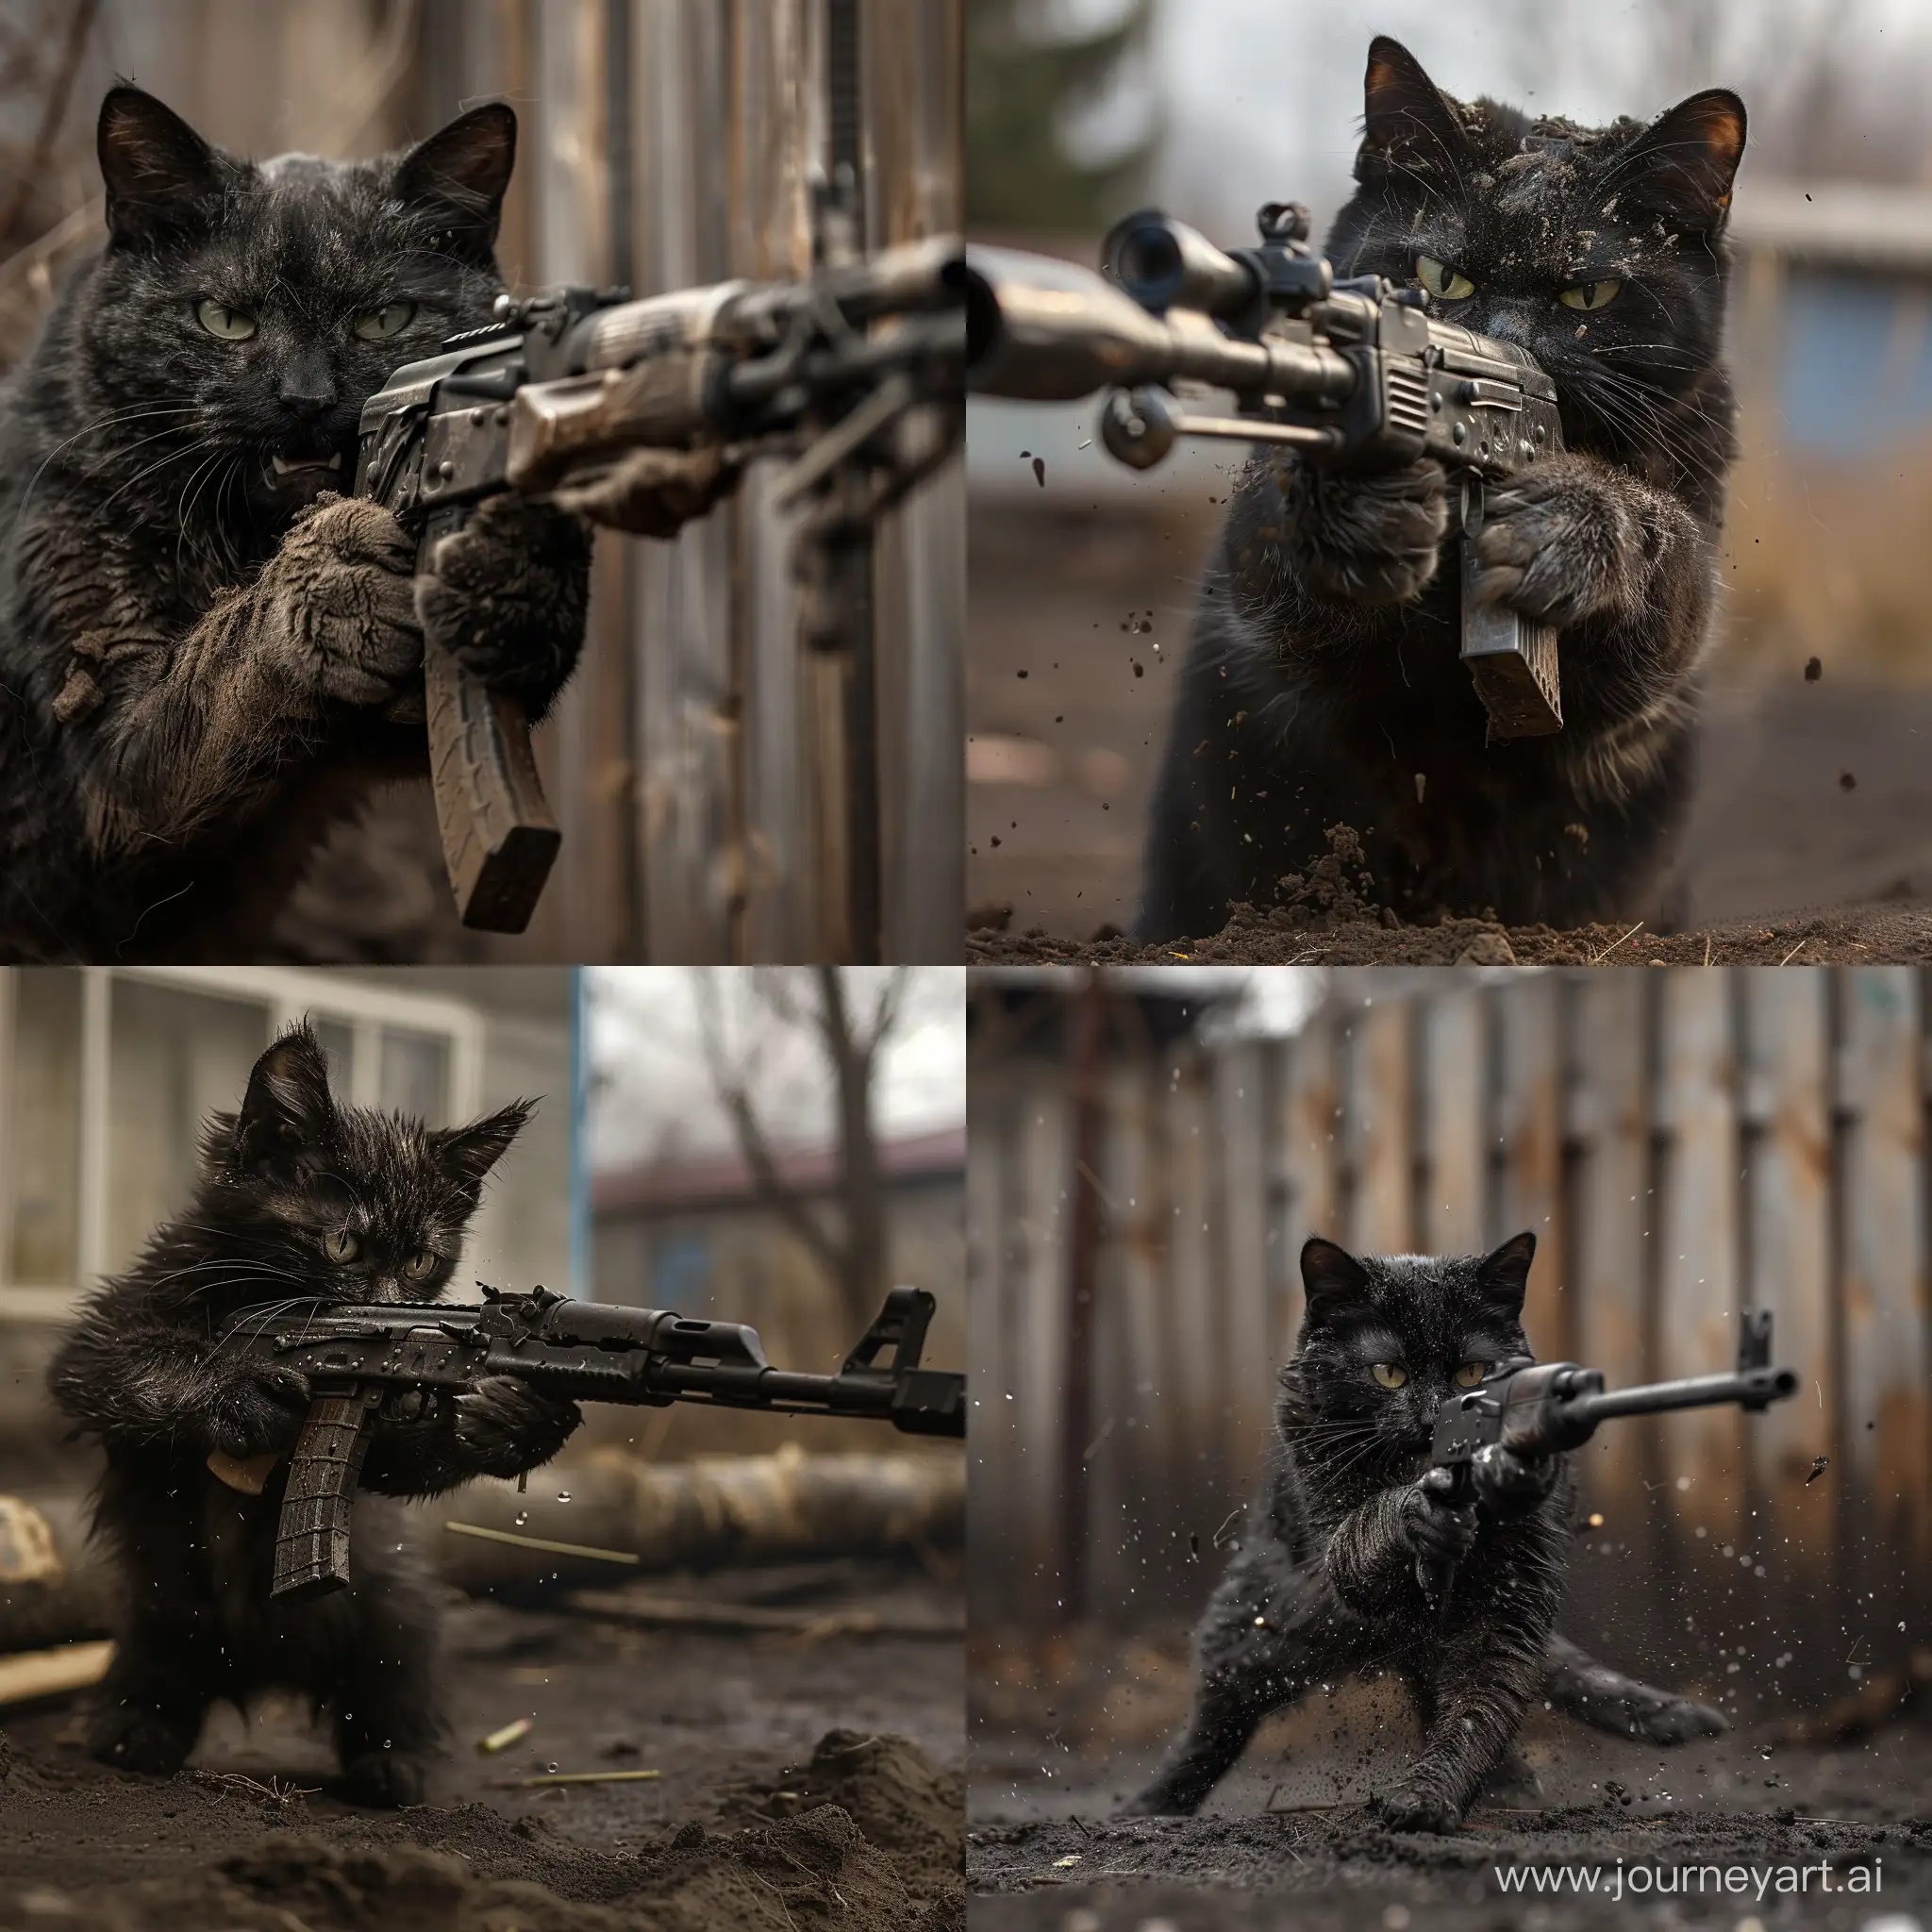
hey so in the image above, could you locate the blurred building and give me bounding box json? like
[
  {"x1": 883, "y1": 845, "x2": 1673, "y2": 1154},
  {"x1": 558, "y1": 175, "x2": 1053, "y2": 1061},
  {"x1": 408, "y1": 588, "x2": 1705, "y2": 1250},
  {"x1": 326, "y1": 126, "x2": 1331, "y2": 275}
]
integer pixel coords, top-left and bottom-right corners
[
  {"x1": 593, "y1": 1122, "x2": 965, "y2": 1353},
  {"x1": 0, "y1": 965, "x2": 576, "y2": 1474}
]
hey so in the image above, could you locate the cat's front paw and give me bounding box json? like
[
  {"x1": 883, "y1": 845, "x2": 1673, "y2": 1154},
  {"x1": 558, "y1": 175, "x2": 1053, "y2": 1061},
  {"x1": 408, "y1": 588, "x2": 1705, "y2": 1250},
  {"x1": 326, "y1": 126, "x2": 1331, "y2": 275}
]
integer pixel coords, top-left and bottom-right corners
[
  {"x1": 416, "y1": 494, "x2": 591, "y2": 719},
  {"x1": 89, "y1": 1702, "x2": 199, "y2": 1777},
  {"x1": 1372, "y1": 1783, "x2": 1465, "y2": 1834},
  {"x1": 454, "y1": 1375, "x2": 582, "y2": 1477},
  {"x1": 1469, "y1": 1441, "x2": 1557, "y2": 1518},
  {"x1": 1282, "y1": 458, "x2": 1448, "y2": 605},
  {"x1": 340, "y1": 1747, "x2": 431, "y2": 1807},
  {"x1": 1401, "y1": 1468, "x2": 1478, "y2": 1568},
  {"x1": 208, "y1": 1365, "x2": 311, "y2": 1458},
  {"x1": 273, "y1": 494, "x2": 424, "y2": 707},
  {"x1": 1618, "y1": 1686, "x2": 1728, "y2": 1744},
  {"x1": 1470, "y1": 459, "x2": 1648, "y2": 629}
]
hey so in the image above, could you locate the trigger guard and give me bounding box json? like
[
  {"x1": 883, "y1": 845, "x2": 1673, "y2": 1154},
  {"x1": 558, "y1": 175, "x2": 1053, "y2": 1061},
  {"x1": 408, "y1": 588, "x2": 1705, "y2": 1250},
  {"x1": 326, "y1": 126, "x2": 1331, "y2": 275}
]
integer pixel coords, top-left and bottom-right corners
[{"x1": 380, "y1": 1386, "x2": 441, "y2": 1425}]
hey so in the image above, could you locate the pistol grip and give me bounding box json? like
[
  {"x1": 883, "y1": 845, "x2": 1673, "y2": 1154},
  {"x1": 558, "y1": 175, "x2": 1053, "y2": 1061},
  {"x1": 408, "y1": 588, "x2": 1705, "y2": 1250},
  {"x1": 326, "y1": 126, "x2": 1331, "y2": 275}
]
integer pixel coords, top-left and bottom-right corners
[
  {"x1": 272, "y1": 1386, "x2": 382, "y2": 1604},
  {"x1": 424, "y1": 636, "x2": 561, "y2": 933}
]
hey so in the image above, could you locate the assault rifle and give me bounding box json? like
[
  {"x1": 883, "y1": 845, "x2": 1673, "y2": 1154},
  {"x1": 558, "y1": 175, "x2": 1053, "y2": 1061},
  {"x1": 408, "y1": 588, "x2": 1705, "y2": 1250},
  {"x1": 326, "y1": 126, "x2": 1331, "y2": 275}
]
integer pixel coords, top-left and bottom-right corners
[
  {"x1": 1420, "y1": 1309, "x2": 1798, "y2": 1609},
  {"x1": 963, "y1": 203, "x2": 1566, "y2": 740},
  {"x1": 208, "y1": 1285, "x2": 966, "y2": 1604},
  {"x1": 356, "y1": 219, "x2": 965, "y2": 931}
]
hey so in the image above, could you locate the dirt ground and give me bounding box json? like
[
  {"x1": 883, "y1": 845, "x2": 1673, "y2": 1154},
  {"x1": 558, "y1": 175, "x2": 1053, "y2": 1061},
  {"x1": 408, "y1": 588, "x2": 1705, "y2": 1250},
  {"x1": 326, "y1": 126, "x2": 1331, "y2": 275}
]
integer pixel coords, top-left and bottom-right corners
[
  {"x1": 969, "y1": 1653, "x2": 1932, "y2": 1930},
  {"x1": 967, "y1": 506, "x2": 1932, "y2": 965},
  {"x1": 0, "y1": 1556, "x2": 964, "y2": 1931}
]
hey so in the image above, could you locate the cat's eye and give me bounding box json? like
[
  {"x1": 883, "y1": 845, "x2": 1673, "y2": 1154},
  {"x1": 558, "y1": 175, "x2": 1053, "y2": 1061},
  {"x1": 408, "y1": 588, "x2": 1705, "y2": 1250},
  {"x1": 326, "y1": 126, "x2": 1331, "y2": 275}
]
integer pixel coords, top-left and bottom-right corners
[
  {"x1": 401, "y1": 1249, "x2": 439, "y2": 1283},
  {"x1": 1454, "y1": 1359, "x2": 1490, "y2": 1389},
  {"x1": 322, "y1": 1229, "x2": 360, "y2": 1263},
  {"x1": 196, "y1": 300, "x2": 257, "y2": 341},
  {"x1": 1370, "y1": 1362, "x2": 1408, "y2": 1390},
  {"x1": 1559, "y1": 278, "x2": 1622, "y2": 311},
  {"x1": 353, "y1": 302, "x2": 416, "y2": 341},
  {"x1": 1414, "y1": 257, "x2": 1474, "y2": 302}
]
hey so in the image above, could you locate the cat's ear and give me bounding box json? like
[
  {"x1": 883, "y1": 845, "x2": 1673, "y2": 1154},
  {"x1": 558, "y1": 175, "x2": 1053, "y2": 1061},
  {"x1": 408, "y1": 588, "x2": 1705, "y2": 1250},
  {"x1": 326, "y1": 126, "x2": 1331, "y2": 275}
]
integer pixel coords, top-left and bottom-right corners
[
  {"x1": 1474, "y1": 1231, "x2": 1537, "y2": 1316},
  {"x1": 1357, "y1": 36, "x2": 1474, "y2": 179},
  {"x1": 1300, "y1": 1237, "x2": 1371, "y2": 1320},
  {"x1": 232, "y1": 1025, "x2": 337, "y2": 1177},
  {"x1": 434, "y1": 1099, "x2": 532, "y2": 1189},
  {"x1": 394, "y1": 102, "x2": 517, "y2": 258},
  {"x1": 98, "y1": 87, "x2": 226, "y2": 249},
  {"x1": 1615, "y1": 90, "x2": 1747, "y2": 234}
]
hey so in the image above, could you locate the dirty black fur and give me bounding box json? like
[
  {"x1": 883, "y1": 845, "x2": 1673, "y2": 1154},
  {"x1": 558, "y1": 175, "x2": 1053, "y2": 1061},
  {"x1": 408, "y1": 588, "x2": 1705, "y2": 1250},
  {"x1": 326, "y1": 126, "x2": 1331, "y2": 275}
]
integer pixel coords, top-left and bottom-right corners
[
  {"x1": 0, "y1": 88, "x2": 590, "y2": 960},
  {"x1": 1125, "y1": 1234, "x2": 1724, "y2": 1834},
  {"x1": 1139, "y1": 38, "x2": 1747, "y2": 941},
  {"x1": 46, "y1": 1024, "x2": 581, "y2": 1806}
]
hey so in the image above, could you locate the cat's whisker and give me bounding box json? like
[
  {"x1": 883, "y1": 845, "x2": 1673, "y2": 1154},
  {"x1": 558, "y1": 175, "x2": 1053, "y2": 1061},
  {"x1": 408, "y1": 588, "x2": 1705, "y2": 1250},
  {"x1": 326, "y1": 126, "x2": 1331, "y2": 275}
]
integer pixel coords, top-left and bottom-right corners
[{"x1": 94, "y1": 434, "x2": 225, "y2": 518}]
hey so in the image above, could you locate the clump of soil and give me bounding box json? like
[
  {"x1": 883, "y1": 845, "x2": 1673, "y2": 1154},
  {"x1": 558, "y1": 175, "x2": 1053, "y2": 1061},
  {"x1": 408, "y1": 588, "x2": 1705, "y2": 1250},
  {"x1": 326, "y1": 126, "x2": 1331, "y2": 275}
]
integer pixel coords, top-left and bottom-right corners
[
  {"x1": 967, "y1": 824, "x2": 1932, "y2": 967},
  {"x1": 0, "y1": 1732, "x2": 963, "y2": 1932},
  {"x1": 724, "y1": 1728, "x2": 965, "y2": 1914}
]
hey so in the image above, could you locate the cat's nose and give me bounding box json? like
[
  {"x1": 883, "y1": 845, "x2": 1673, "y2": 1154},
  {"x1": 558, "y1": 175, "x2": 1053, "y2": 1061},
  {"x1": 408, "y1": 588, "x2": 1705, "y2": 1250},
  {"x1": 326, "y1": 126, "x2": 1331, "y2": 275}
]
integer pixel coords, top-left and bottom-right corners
[
  {"x1": 1478, "y1": 306, "x2": 1535, "y2": 348},
  {"x1": 278, "y1": 352, "x2": 338, "y2": 421}
]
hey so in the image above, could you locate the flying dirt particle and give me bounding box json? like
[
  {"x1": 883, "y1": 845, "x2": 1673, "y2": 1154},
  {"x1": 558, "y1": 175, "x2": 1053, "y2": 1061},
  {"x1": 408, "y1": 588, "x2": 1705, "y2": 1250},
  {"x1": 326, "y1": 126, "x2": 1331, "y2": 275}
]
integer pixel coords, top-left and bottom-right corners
[
  {"x1": 1132, "y1": 662, "x2": 1144, "y2": 678},
  {"x1": 1414, "y1": 773, "x2": 1426, "y2": 804},
  {"x1": 1807, "y1": 1455, "x2": 1828, "y2": 1484},
  {"x1": 990, "y1": 836, "x2": 1001, "y2": 848},
  {"x1": 1840, "y1": 771, "x2": 1857, "y2": 791},
  {"x1": 1804, "y1": 657, "x2": 1822, "y2": 682},
  {"x1": 1190, "y1": 1533, "x2": 1201, "y2": 1560},
  {"x1": 1017, "y1": 670, "x2": 1027, "y2": 679},
  {"x1": 1587, "y1": 1512, "x2": 1605, "y2": 1528},
  {"x1": 1032, "y1": 457, "x2": 1046, "y2": 488}
]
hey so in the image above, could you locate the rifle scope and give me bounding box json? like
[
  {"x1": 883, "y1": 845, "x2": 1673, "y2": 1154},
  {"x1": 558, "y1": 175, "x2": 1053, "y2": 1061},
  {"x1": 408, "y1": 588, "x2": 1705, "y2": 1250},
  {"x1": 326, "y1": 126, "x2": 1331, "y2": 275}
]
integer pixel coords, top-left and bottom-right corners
[{"x1": 1103, "y1": 209, "x2": 1258, "y2": 318}]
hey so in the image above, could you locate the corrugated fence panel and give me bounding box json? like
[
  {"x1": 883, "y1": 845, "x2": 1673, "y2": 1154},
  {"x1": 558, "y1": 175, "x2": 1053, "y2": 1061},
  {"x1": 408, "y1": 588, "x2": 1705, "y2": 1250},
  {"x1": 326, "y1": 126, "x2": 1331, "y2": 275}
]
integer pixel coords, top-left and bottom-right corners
[
  {"x1": 1653, "y1": 969, "x2": 1745, "y2": 1563},
  {"x1": 1165, "y1": 1046, "x2": 1224, "y2": 1504},
  {"x1": 1216, "y1": 1040, "x2": 1274, "y2": 1481},
  {"x1": 1418, "y1": 989, "x2": 1484, "y2": 1258},
  {"x1": 965, "y1": 1070, "x2": 1010, "y2": 1627},
  {"x1": 1566, "y1": 972, "x2": 1650, "y2": 1539},
  {"x1": 1347, "y1": 1003, "x2": 1410, "y2": 1254},
  {"x1": 1737, "y1": 971, "x2": 1833, "y2": 1619},
  {"x1": 1279, "y1": 1016, "x2": 1338, "y2": 1361},
  {"x1": 1835, "y1": 968, "x2": 1926, "y2": 1645},
  {"x1": 1493, "y1": 975, "x2": 1565, "y2": 1345}
]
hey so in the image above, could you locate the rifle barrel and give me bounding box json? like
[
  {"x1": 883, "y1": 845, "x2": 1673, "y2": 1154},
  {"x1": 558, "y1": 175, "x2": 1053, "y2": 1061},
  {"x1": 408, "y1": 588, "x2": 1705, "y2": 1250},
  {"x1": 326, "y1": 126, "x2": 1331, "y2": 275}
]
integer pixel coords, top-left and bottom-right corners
[{"x1": 1573, "y1": 1366, "x2": 1798, "y2": 1424}]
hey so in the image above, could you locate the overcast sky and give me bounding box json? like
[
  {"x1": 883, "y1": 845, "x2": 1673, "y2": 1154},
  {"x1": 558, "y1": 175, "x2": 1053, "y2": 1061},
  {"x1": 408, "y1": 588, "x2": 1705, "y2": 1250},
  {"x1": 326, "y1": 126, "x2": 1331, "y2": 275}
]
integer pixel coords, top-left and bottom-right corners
[
  {"x1": 587, "y1": 968, "x2": 965, "y2": 1173},
  {"x1": 1060, "y1": 0, "x2": 1932, "y2": 242}
]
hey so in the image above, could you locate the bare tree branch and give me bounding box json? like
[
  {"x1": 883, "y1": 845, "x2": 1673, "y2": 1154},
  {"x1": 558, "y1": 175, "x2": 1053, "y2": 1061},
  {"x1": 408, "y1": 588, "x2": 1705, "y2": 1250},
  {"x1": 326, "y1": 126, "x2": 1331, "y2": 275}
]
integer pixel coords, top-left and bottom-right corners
[{"x1": 691, "y1": 971, "x2": 849, "y2": 1291}]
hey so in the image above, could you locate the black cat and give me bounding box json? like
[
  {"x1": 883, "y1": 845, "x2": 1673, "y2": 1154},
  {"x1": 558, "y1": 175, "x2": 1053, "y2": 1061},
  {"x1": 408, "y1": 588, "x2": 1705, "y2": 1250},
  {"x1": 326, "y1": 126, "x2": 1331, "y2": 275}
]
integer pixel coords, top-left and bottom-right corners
[
  {"x1": 1139, "y1": 37, "x2": 1746, "y2": 941},
  {"x1": 47, "y1": 1024, "x2": 581, "y2": 1806},
  {"x1": 1126, "y1": 1233, "x2": 1724, "y2": 1833},
  {"x1": 0, "y1": 87, "x2": 591, "y2": 961}
]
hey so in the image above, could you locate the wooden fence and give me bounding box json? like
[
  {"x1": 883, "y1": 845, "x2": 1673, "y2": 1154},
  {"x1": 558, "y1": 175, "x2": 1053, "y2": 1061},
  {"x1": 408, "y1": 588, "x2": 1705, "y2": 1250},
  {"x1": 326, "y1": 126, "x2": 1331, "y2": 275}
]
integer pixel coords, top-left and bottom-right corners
[
  {"x1": 437, "y1": 0, "x2": 963, "y2": 965},
  {"x1": 5, "y1": 0, "x2": 961, "y2": 962},
  {"x1": 968, "y1": 969, "x2": 1932, "y2": 1716}
]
